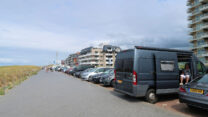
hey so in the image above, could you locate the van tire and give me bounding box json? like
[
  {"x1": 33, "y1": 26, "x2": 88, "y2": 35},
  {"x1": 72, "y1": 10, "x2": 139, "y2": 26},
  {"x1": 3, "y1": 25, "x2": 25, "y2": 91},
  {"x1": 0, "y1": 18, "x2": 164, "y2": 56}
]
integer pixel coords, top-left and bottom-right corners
[{"x1": 145, "y1": 89, "x2": 158, "y2": 104}]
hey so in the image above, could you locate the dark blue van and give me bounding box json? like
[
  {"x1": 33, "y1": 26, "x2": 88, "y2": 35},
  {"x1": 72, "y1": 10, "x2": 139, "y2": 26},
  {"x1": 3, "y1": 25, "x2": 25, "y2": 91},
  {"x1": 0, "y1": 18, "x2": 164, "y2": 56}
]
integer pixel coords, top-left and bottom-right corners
[{"x1": 114, "y1": 46, "x2": 207, "y2": 103}]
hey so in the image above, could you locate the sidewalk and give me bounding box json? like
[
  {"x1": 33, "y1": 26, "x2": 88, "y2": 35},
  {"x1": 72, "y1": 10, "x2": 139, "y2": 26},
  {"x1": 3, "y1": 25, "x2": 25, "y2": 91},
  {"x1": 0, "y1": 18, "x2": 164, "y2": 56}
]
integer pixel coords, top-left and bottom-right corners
[{"x1": 155, "y1": 94, "x2": 208, "y2": 117}]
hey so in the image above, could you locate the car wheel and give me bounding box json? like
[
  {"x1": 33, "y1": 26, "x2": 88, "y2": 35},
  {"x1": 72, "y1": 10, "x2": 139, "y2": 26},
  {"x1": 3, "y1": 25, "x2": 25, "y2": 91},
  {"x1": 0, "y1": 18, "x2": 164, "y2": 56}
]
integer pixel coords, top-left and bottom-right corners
[
  {"x1": 145, "y1": 89, "x2": 158, "y2": 104},
  {"x1": 110, "y1": 80, "x2": 115, "y2": 87}
]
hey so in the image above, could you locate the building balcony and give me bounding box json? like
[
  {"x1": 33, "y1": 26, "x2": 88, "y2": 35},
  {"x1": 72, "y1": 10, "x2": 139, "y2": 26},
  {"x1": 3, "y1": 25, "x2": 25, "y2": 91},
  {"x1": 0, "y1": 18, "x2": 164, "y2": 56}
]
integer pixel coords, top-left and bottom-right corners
[
  {"x1": 200, "y1": 0, "x2": 208, "y2": 3},
  {"x1": 191, "y1": 46, "x2": 199, "y2": 50},
  {"x1": 105, "y1": 53, "x2": 113, "y2": 56},
  {"x1": 201, "y1": 24, "x2": 208, "y2": 30},
  {"x1": 200, "y1": 33, "x2": 208, "y2": 39},
  {"x1": 78, "y1": 53, "x2": 100, "y2": 58},
  {"x1": 202, "y1": 43, "x2": 208, "y2": 47},
  {"x1": 106, "y1": 62, "x2": 113, "y2": 64},
  {"x1": 187, "y1": 8, "x2": 193, "y2": 13},
  {"x1": 79, "y1": 57, "x2": 100, "y2": 62},
  {"x1": 188, "y1": 19, "x2": 201, "y2": 27},
  {"x1": 201, "y1": 4, "x2": 208, "y2": 12},
  {"x1": 192, "y1": 10, "x2": 201, "y2": 17},
  {"x1": 201, "y1": 53, "x2": 208, "y2": 57},
  {"x1": 190, "y1": 38, "x2": 197, "y2": 43},
  {"x1": 200, "y1": 14, "x2": 208, "y2": 21},
  {"x1": 189, "y1": 28, "x2": 200, "y2": 35},
  {"x1": 188, "y1": 2, "x2": 201, "y2": 9}
]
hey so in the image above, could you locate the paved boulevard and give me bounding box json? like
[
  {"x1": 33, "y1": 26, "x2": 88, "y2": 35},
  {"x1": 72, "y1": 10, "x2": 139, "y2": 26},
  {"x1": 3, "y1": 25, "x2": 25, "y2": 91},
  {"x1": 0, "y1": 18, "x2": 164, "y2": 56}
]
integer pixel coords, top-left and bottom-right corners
[{"x1": 0, "y1": 71, "x2": 184, "y2": 117}]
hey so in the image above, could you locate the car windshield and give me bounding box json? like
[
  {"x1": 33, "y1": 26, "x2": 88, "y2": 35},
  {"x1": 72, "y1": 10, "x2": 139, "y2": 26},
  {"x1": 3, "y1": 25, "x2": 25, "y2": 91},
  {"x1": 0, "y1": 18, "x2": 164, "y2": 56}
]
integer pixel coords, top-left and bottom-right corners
[
  {"x1": 95, "y1": 68, "x2": 104, "y2": 73},
  {"x1": 109, "y1": 70, "x2": 114, "y2": 74},
  {"x1": 89, "y1": 68, "x2": 97, "y2": 72},
  {"x1": 194, "y1": 74, "x2": 208, "y2": 84},
  {"x1": 84, "y1": 68, "x2": 92, "y2": 72},
  {"x1": 104, "y1": 69, "x2": 113, "y2": 74}
]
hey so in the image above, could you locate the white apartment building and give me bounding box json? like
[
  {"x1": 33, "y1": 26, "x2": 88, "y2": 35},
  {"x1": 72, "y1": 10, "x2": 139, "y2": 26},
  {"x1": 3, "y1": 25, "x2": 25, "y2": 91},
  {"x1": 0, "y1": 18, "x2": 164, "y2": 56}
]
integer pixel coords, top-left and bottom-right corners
[{"x1": 78, "y1": 45, "x2": 121, "y2": 67}]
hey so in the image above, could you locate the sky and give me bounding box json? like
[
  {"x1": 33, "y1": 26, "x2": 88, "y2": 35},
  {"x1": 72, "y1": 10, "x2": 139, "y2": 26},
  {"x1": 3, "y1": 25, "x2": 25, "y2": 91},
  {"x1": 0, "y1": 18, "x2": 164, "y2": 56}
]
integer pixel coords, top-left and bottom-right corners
[{"x1": 0, "y1": 0, "x2": 190, "y2": 66}]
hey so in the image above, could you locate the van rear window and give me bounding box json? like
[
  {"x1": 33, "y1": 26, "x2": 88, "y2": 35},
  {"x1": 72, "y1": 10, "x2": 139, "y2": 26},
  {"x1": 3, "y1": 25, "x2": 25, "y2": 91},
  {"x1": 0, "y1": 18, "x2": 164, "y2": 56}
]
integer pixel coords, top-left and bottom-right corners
[
  {"x1": 124, "y1": 59, "x2": 133, "y2": 72},
  {"x1": 115, "y1": 59, "x2": 133, "y2": 73},
  {"x1": 115, "y1": 59, "x2": 123, "y2": 72}
]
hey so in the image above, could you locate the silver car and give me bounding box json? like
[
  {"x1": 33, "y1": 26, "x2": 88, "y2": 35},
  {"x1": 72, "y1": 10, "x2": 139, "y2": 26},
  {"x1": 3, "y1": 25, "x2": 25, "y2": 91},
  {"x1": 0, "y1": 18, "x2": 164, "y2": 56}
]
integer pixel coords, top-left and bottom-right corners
[{"x1": 81, "y1": 68, "x2": 107, "y2": 81}]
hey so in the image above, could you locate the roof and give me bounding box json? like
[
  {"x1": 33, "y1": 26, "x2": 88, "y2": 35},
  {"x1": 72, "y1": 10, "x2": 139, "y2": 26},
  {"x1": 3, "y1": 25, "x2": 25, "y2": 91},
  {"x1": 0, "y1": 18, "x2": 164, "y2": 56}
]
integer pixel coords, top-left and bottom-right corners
[{"x1": 135, "y1": 46, "x2": 193, "y2": 53}]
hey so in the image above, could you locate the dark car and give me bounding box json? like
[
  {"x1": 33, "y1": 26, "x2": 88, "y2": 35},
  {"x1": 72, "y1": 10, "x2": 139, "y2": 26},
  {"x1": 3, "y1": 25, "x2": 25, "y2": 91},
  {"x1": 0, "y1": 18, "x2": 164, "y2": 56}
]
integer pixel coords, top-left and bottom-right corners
[
  {"x1": 101, "y1": 69, "x2": 114, "y2": 86},
  {"x1": 68, "y1": 67, "x2": 78, "y2": 75},
  {"x1": 74, "y1": 71, "x2": 82, "y2": 78},
  {"x1": 179, "y1": 74, "x2": 208, "y2": 110},
  {"x1": 114, "y1": 46, "x2": 207, "y2": 103},
  {"x1": 91, "y1": 68, "x2": 113, "y2": 83}
]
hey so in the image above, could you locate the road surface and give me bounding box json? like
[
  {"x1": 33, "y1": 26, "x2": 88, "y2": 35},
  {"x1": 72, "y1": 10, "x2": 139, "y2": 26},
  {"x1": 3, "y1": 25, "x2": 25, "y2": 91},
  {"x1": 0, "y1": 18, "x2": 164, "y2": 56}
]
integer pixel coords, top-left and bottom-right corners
[{"x1": 0, "y1": 71, "x2": 184, "y2": 117}]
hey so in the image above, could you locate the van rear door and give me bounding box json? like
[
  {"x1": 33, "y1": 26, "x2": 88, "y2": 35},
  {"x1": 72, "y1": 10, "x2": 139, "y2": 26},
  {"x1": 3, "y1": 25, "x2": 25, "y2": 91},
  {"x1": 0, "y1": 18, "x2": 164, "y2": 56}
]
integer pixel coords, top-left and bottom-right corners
[
  {"x1": 115, "y1": 51, "x2": 134, "y2": 93},
  {"x1": 154, "y1": 52, "x2": 179, "y2": 89}
]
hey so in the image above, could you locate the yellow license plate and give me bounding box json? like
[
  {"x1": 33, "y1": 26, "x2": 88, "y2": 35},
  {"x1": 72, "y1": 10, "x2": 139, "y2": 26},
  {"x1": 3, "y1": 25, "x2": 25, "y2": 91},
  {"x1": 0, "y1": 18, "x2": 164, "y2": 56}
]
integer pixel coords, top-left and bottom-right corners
[
  {"x1": 117, "y1": 80, "x2": 122, "y2": 84},
  {"x1": 190, "y1": 88, "x2": 204, "y2": 94}
]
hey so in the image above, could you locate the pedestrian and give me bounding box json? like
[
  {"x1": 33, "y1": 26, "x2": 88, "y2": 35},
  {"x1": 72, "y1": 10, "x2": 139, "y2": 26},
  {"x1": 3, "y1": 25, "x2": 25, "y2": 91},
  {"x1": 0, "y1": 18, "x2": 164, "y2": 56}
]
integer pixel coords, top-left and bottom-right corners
[{"x1": 180, "y1": 64, "x2": 191, "y2": 85}]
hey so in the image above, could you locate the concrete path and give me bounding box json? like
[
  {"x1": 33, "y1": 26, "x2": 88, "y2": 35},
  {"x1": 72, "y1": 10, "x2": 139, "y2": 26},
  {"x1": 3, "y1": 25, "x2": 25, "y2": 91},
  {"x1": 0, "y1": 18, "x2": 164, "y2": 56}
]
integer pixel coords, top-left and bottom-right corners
[{"x1": 0, "y1": 71, "x2": 183, "y2": 117}]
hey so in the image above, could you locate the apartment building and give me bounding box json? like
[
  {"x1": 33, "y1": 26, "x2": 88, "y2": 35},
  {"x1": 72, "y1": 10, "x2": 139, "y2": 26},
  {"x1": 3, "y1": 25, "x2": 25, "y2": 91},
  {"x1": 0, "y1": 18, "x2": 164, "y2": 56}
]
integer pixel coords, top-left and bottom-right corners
[
  {"x1": 78, "y1": 45, "x2": 121, "y2": 67},
  {"x1": 187, "y1": 0, "x2": 208, "y2": 65},
  {"x1": 102, "y1": 45, "x2": 121, "y2": 67},
  {"x1": 65, "y1": 52, "x2": 80, "y2": 66}
]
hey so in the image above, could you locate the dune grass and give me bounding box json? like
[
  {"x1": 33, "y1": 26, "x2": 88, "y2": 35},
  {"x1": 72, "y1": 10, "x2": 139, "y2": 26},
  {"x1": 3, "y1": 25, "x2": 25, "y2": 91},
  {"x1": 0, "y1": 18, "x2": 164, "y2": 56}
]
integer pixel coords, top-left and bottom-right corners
[{"x1": 0, "y1": 65, "x2": 41, "y2": 95}]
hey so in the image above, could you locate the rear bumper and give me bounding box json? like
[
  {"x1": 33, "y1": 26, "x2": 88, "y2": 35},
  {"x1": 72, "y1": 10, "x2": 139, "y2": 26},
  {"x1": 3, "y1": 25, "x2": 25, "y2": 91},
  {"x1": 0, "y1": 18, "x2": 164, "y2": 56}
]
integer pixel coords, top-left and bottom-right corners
[
  {"x1": 179, "y1": 92, "x2": 208, "y2": 110},
  {"x1": 114, "y1": 85, "x2": 148, "y2": 97}
]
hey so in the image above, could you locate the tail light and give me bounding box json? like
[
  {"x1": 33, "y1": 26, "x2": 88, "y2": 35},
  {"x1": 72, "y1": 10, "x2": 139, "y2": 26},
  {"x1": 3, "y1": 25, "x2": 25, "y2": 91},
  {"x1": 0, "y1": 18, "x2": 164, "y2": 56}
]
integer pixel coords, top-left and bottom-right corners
[
  {"x1": 133, "y1": 70, "x2": 137, "y2": 85},
  {"x1": 180, "y1": 87, "x2": 186, "y2": 93},
  {"x1": 114, "y1": 70, "x2": 116, "y2": 81}
]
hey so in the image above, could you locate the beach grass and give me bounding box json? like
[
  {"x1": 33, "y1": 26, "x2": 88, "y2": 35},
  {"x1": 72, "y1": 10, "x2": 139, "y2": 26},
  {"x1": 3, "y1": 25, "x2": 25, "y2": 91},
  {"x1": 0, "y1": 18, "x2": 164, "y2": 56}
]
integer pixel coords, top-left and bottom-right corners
[{"x1": 0, "y1": 65, "x2": 41, "y2": 95}]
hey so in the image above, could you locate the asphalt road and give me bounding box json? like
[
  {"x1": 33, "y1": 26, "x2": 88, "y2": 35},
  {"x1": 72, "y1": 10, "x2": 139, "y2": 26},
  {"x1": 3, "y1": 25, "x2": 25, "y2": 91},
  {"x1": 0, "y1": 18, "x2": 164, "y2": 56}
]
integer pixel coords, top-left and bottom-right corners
[{"x1": 0, "y1": 71, "x2": 184, "y2": 117}]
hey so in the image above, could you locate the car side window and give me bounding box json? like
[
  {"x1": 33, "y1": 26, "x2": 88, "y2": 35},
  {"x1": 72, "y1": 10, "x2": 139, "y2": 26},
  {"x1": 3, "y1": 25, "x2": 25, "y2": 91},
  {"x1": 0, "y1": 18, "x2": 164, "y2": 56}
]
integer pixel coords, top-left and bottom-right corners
[{"x1": 196, "y1": 61, "x2": 206, "y2": 75}]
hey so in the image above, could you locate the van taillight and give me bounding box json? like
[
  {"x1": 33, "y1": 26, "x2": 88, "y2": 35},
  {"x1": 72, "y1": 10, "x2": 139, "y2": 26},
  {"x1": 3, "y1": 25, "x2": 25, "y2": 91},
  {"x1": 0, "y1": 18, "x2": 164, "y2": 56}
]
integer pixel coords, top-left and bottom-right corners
[
  {"x1": 114, "y1": 70, "x2": 116, "y2": 81},
  {"x1": 133, "y1": 71, "x2": 137, "y2": 85},
  {"x1": 179, "y1": 87, "x2": 186, "y2": 93}
]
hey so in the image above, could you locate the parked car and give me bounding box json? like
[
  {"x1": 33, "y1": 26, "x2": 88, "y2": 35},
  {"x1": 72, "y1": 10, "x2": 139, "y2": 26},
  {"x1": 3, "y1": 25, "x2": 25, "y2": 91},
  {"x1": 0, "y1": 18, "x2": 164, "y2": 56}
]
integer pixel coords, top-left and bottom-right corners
[
  {"x1": 114, "y1": 46, "x2": 207, "y2": 103},
  {"x1": 65, "y1": 66, "x2": 74, "y2": 74},
  {"x1": 55, "y1": 66, "x2": 61, "y2": 71},
  {"x1": 80, "y1": 68, "x2": 94, "y2": 77},
  {"x1": 91, "y1": 68, "x2": 113, "y2": 83},
  {"x1": 179, "y1": 74, "x2": 208, "y2": 110},
  {"x1": 73, "y1": 65, "x2": 94, "y2": 77},
  {"x1": 100, "y1": 69, "x2": 115, "y2": 86},
  {"x1": 61, "y1": 66, "x2": 70, "y2": 73},
  {"x1": 81, "y1": 68, "x2": 108, "y2": 81}
]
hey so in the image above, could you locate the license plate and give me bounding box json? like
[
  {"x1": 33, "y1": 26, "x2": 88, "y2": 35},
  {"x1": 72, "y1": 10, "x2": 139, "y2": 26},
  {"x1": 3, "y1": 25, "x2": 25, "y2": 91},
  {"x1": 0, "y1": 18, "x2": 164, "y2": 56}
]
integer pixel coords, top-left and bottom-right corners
[
  {"x1": 190, "y1": 88, "x2": 204, "y2": 94},
  {"x1": 117, "y1": 80, "x2": 122, "y2": 84}
]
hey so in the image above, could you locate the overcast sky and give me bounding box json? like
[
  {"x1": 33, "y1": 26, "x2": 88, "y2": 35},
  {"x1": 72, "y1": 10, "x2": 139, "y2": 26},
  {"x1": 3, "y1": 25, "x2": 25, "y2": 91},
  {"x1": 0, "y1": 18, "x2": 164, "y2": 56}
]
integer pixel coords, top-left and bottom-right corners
[{"x1": 0, "y1": 0, "x2": 190, "y2": 66}]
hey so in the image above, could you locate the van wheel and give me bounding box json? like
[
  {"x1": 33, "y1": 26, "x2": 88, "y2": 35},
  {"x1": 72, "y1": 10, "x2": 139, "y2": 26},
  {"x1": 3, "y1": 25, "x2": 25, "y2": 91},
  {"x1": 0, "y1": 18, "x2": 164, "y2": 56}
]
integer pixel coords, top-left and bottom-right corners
[{"x1": 146, "y1": 89, "x2": 158, "y2": 104}]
